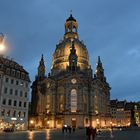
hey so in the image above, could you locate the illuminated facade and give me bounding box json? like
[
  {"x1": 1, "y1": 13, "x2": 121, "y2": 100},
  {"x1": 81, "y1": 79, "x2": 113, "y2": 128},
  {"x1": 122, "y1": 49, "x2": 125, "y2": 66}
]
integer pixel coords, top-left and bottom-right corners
[
  {"x1": 30, "y1": 15, "x2": 111, "y2": 129},
  {"x1": 0, "y1": 56, "x2": 30, "y2": 130},
  {"x1": 110, "y1": 100, "x2": 140, "y2": 127}
]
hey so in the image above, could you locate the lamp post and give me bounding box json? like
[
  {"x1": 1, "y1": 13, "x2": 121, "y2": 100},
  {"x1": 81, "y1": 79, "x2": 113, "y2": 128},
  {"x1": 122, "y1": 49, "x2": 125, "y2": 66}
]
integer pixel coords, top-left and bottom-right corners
[{"x1": 29, "y1": 119, "x2": 34, "y2": 130}]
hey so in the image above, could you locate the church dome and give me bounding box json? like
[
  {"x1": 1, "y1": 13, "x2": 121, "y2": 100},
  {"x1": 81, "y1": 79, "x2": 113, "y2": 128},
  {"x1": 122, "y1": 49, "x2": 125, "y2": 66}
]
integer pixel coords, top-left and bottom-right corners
[{"x1": 51, "y1": 15, "x2": 90, "y2": 74}]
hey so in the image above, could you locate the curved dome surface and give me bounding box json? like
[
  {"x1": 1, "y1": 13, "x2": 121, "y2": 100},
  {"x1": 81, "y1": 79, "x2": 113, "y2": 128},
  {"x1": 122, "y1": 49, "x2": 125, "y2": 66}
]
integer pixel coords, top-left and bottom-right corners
[
  {"x1": 52, "y1": 39, "x2": 90, "y2": 72},
  {"x1": 51, "y1": 15, "x2": 90, "y2": 74}
]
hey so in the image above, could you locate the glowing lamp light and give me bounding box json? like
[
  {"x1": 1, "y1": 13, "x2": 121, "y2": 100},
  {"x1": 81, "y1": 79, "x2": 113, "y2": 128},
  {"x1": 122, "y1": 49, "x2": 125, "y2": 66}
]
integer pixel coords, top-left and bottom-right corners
[
  {"x1": 47, "y1": 121, "x2": 50, "y2": 124},
  {"x1": 0, "y1": 43, "x2": 6, "y2": 52},
  {"x1": 11, "y1": 117, "x2": 17, "y2": 121},
  {"x1": 30, "y1": 120, "x2": 34, "y2": 124},
  {"x1": 0, "y1": 33, "x2": 6, "y2": 53}
]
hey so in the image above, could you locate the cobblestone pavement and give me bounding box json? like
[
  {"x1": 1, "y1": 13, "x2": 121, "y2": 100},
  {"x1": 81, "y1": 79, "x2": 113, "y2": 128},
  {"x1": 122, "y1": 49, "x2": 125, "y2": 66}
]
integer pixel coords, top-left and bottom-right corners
[{"x1": 0, "y1": 128, "x2": 140, "y2": 140}]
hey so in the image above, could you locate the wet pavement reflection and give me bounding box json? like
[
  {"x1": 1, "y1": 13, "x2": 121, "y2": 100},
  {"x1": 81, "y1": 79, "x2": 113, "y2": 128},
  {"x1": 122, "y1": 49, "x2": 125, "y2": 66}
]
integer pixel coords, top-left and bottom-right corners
[
  {"x1": 0, "y1": 129, "x2": 140, "y2": 140},
  {"x1": 28, "y1": 131, "x2": 34, "y2": 140}
]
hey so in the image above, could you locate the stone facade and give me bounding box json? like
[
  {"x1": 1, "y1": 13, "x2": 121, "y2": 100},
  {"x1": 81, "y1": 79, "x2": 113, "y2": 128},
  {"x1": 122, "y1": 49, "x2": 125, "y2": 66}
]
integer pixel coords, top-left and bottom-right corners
[
  {"x1": 30, "y1": 15, "x2": 111, "y2": 129},
  {"x1": 0, "y1": 56, "x2": 30, "y2": 130}
]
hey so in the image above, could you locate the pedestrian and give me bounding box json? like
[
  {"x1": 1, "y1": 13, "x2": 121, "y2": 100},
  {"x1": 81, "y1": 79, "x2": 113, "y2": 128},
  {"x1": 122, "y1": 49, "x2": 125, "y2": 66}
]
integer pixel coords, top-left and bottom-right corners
[
  {"x1": 65, "y1": 126, "x2": 68, "y2": 133},
  {"x1": 62, "y1": 126, "x2": 65, "y2": 133},
  {"x1": 91, "y1": 127, "x2": 96, "y2": 140},
  {"x1": 72, "y1": 127, "x2": 75, "y2": 132},
  {"x1": 86, "y1": 126, "x2": 91, "y2": 140},
  {"x1": 68, "y1": 126, "x2": 72, "y2": 134}
]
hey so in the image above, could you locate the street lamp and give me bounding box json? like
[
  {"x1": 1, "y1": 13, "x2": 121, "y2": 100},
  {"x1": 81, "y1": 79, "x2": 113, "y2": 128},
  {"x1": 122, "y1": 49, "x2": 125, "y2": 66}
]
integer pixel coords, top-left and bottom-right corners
[
  {"x1": 0, "y1": 33, "x2": 6, "y2": 53},
  {"x1": 110, "y1": 121, "x2": 112, "y2": 128},
  {"x1": 30, "y1": 120, "x2": 34, "y2": 125},
  {"x1": 96, "y1": 118, "x2": 100, "y2": 128},
  {"x1": 29, "y1": 120, "x2": 34, "y2": 130}
]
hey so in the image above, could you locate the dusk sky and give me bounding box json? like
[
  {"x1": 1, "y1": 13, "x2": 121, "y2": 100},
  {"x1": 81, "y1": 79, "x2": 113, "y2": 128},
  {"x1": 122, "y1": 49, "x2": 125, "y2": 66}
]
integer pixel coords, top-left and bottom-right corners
[{"x1": 0, "y1": 0, "x2": 140, "y2": 101}]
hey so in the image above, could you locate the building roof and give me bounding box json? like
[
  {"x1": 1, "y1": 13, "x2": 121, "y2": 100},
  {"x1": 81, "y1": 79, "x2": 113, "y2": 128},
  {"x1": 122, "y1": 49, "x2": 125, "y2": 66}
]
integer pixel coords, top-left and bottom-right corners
[{"x1": 0, "y1": 55, "x2": 30, "y2": 81}]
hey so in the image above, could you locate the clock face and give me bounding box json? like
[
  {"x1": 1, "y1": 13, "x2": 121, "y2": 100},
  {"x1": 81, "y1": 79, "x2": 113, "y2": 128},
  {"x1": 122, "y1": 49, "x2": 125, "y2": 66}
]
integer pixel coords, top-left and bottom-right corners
[{"x1": 71, "y1": 78, "x2": 77, "y2": 84}]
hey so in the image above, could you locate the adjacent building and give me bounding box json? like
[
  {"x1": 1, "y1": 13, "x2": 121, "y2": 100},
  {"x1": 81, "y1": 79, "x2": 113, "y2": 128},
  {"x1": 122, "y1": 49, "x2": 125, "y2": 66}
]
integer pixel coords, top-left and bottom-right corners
[
  {"x1": 30, "y1": 15, "x2": 111, "y2": 129},
  {"x1": 0, "y1": 56, "x2": 30, "y2": 130},
  {"x1": 110, "y1": 99, "x2": 140, "y2": 127}
]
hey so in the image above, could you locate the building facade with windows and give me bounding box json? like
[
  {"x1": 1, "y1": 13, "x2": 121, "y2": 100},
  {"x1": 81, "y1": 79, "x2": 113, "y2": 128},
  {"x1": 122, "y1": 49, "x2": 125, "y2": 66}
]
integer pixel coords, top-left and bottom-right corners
[
  {"x1": 110, "y1": 99, "x2": 140, "y2": 127},
  {"x1": 0, "y1": 56, "x2": 30, "y2": 130},
  {"x1": 30, "y1": 15, "x2": 111, "y2": 129}
]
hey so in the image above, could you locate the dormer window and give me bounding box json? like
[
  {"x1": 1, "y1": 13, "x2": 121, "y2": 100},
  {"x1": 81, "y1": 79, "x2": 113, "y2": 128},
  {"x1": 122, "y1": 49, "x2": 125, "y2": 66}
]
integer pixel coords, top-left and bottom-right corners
[
  {"x1": 6, "y1": 68, "x2": 10, "y2": 75},
  {"x1": 16, "y1": 71, "x2": 20, "y2": 78},
  {"x1": 5, "y1": 60, "x2": 9, "y2": 66},
  {"x1": 10, "y1": 62, "x2": 14, "y2": 67},
  {"x1": 21, "y1": 73, "x2": 25, "y2": 79},
  {"x1": 11, "y1": 69, "x2": 15, "y2": 76}
]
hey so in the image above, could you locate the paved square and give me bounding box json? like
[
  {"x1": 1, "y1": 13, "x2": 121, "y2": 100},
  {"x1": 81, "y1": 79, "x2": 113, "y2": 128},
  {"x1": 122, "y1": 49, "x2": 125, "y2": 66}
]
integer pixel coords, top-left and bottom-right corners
[{"x1": 0, "y1": 128, "x2": 140, "y2": 140}]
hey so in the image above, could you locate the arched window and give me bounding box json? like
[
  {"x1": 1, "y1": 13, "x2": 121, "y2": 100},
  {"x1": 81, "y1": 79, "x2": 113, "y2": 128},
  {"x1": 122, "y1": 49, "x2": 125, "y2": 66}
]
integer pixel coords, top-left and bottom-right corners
[{"x1": 71, "y1": 89, "x2": 77, "y2": 112}]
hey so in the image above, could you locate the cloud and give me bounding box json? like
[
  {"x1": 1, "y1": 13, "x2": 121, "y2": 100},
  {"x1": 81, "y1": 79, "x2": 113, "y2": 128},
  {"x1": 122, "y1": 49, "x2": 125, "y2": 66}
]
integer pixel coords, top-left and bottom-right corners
[{"x1": 0, "y1": 0, "x2": 140, "y2": 101}]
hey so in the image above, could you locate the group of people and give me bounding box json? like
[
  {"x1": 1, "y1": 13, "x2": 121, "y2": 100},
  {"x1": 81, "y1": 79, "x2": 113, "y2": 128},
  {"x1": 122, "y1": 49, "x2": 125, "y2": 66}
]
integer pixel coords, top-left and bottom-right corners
[
  {"x1": 86, "y1": 126, "x2": 97, "y2": 140},
  {"x1": 62, "y1": 125, "x2": 75, "y2": 134}
]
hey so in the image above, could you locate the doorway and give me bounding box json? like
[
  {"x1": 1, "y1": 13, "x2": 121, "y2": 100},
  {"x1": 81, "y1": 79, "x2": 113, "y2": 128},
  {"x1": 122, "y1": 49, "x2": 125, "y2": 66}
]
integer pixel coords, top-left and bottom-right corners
[{"x1": 71, "y1": 118, "x2": 76, "y2": 128}]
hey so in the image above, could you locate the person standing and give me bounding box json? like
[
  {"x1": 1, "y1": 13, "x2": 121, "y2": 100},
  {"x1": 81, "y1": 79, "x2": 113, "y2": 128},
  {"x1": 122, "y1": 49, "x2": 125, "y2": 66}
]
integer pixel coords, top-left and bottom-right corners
[
  {"x1": 68, "y1": 126, "x2": 72, "y2": 134},
  {"x1": 91, "y1": 127, "x2": 96, "y2": 140},
  {"x1": 86, "y1": 126, "x2": 91, "y2": 140}
]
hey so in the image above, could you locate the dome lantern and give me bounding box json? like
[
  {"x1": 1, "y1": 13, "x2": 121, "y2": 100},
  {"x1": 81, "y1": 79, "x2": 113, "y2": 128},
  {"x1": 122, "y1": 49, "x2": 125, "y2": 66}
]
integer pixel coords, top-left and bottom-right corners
[{"x1": 64, "y1": 14, "x2": 78, "y2": 39}]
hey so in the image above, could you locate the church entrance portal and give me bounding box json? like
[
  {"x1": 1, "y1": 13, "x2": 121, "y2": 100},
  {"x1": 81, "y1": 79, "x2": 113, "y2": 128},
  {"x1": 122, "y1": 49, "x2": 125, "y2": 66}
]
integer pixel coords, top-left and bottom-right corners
[{"x1": 71, "y1": 118, "x2": 76, "y2": 128}]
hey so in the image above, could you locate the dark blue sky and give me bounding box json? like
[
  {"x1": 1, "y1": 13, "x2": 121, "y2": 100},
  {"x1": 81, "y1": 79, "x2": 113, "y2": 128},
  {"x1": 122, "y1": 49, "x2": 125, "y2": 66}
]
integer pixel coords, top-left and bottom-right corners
[{"x1": 0, "y1": 0, "x2": 140, "y2": 101}]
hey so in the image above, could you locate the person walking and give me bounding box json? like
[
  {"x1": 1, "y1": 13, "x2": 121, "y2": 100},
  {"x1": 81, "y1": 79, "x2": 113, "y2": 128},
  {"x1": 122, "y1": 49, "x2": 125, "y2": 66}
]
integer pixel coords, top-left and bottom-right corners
[
  {"x1": 68, "y1": 126, "x2": 72, "y2": 134},
  {"x1": 91, "y1": 127, "x2": 96, "y2": 140},
  {"x1": 86, "y1": 126, "x2": 91, "y2": 140},
  {"x1": 72, "y1": 126, "x2": 75, "y2": 132},
  {"x1": 62, "y1": 126, "x2": 65, "y2": 133}
]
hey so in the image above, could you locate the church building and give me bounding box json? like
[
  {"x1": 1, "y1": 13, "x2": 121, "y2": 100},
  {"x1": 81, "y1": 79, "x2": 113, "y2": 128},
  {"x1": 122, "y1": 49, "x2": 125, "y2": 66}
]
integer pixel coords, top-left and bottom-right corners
[{"x1": 30, "y1": 15, "x2": 111, "y2": 129}]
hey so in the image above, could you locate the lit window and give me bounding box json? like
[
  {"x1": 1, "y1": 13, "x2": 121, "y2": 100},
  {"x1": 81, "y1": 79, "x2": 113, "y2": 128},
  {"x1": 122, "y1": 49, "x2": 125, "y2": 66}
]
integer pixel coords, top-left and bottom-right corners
[
  {"x1": 18, "y1": 111, "x2": 21, "y2": 117},
  {"x1": 71, "y1": 89, "x2": 77, "y2": 112},
  {"x1": 13, "y1": 111, "x2": 16, "y2": 117},
  {"x1": 1, "y1": 109, "x2": 5, "y2": 116},
  {"x1": 7, "y1": 110, "x2": 10, "y2": 117},
  {"x1": 23, "y1": 112, "x2": 26, "y2": 118},
  {"x1": 47, "y1": 95, "x2": 50, "y2": 103}
]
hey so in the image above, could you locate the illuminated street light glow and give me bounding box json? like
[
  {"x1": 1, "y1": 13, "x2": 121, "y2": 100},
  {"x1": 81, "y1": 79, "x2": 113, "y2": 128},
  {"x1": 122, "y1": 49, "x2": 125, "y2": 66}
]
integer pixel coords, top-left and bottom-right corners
[
  {"x1": 30, "y1": 120, "x2": 34, "y2": 124},
  {"x1": 0, "y1": 43, "x2": 6, "y2": 52},
  {"x1": 0, "y1": 33, "x2": 6, "y2": 53}
]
